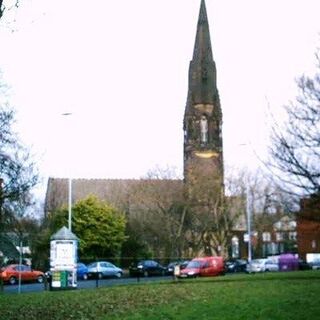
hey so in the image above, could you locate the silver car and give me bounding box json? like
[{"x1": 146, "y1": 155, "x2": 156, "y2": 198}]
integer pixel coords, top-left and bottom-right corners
[
  {"x1": 246, "y1": 258, "x2": 279, "y2": 273},
  {"x1": 87, "y1": 261, "x2": 123, "y2": 279},
  {"x1": 246, "y1": 259, "x2": 267, "y2": 273},
  {"x1": 265, "y1": 259, "x2": 279, "y2": 272}
]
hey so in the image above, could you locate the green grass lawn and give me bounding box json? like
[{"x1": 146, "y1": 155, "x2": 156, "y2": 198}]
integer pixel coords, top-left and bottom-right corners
[{"x1": 1, "y1": 271, "x2": 320, "y2": 320}]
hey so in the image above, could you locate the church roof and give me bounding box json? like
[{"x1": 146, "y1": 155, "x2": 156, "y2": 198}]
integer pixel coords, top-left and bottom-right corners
[{"x1": 44, "y1": 177, "x2": 183, "y2": 215}]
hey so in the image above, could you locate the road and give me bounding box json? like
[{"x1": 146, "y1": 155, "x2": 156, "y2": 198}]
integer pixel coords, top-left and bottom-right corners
[{"x1": 1, "y1": 275, "x2": 174, "y2": 294}]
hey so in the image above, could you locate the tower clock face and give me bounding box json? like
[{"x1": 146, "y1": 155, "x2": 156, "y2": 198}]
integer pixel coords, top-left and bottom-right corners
[
  {"x1": 194, "y1": 150, "x2": 218, "y2": 159},
  {"x1": 194, "y1": 104, "x2": 214, "y2": 114}
]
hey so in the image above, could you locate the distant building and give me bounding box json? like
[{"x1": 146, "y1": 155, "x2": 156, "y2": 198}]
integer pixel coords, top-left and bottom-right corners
[
  {"x1": 260, "y1": 215, "x2": 297, "y2": 257},
  {"x1": 297, "y1": 195, "x2": 320, "y2": 260}
]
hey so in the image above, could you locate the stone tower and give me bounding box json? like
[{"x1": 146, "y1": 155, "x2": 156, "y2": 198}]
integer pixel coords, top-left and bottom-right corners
[{"x1": 183, "y1": 0, "x2": 223, "y2": 199}]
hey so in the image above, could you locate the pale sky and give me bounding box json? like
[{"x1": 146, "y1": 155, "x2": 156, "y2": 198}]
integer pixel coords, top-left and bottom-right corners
[{"x1": 0, "y1": 0, "x2": 320, "y2": 201}]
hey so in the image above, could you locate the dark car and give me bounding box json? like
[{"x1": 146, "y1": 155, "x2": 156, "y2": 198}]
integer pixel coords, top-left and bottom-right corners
[
  {"x1": 166, "y1": 260, "x2": 190, "y2": 275},
  {"x1": 225, "y1": 259, "x2": 247, "y2": 273},
  {"x1": 298, "y1": 259, "x2": 312, "y2": 270},
  {"x1": 129, "y1": 260, "x2": 166, "y2": 277}
]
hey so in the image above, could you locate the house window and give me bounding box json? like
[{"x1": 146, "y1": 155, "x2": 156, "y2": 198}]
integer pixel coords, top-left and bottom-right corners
[
  {"x1": 279, "y1": 242, "x2": 285, "y2": 253},
  {"x1": 312, "y1": 240, "x2": 317, "y2": 249},
  {"x1": 289, "y1": 232, "x2": 297, "y2": 241},
  {"x1": 262, "y1": 232, "x2": 271, "y2": 242},
  {"x1": 270, "y1": 242, "x2": 278, "y2": 255},
  {"x1": 276, "y1": 232, "x2": 283, "y2": 241}
]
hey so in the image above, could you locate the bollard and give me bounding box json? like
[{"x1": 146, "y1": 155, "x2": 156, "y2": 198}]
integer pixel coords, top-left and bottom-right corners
[
  {"x1": 95, "y1": 274, "x2": 99, "y2": 288},
  {"x1": 174, "y1": 264, "x2": 180, "y2": 281},
  {"x1": 44, "y1": 276, "x2": 48, "y2": 291}
]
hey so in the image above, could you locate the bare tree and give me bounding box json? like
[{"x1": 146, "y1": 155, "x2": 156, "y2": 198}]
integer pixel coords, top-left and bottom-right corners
[
  {"x1": 225, "y1": 167, "x2": 296, "y2": 258},
  {"x1": 268, "y1": 50, "x2": 320, "y2": 197},
  {"x1": 128, "y1": 167, "x2": 188, "y2": 261},
  {"x1": 0, "y1": 75, "x2": 38, "y2": 264},
  {"x1": 0, "y1": 0, "x2": 20, "y2": 21}
]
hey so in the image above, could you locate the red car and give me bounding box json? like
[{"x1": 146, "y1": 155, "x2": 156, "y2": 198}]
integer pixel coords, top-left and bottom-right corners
[
  {"x1": 179, "y1": 256, "x2": 224, "y2": 278},
  {"x1": 0, "y1": 264, "x2": 45, "y2": 285}
]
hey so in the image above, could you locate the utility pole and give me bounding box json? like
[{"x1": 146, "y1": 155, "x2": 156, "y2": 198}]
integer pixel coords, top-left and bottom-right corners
[
  {"x1": 62, "y1": 113, "x2": 73, "y2": 231},
  {"x1": 246, "y1": 182, "x2": 252, "y2": 264}
]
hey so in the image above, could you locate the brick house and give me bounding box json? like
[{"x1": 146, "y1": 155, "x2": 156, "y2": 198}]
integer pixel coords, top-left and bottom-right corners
[
  {"x1": 260, "y1": 215, "x2": 297, "y2": 257},
  {"x1": 297, "y1": 195, "x2": 320, "y2": 260}
]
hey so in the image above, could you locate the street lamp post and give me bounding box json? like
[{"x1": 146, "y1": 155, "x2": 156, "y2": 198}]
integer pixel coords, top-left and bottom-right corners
[
  {"x1": 68, "y1": 178, "x2": 72, "y2": 231},
  {"x1": 238, "y1": 143, "x2": 252, "y2": 265},
  {"x1": 62, "y1": 112, "x2": 73, "y2": 231},
  {"x1": 246, "y1": 182, "x2": 252, "y2": 264}
]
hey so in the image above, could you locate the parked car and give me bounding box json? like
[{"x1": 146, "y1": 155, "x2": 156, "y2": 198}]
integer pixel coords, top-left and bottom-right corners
[
  {"x1": 279, "y1": 254, "x2": 299, "y2": 271},
  {"x1": 45, "y1": 262, "x2": 89, "y2": 281},
  {"x1": 246, "y1": 258, "x2": 279, "y2": 273},
  {"x1": 265, "y1": 259, "x2": 279, "y2": 272},
  {"x1": 246, "y1": 259, "x2": 266, "y2": 273},
  {"x1": 179, "y1": 256, "x2": 225, "y2": 278},
  {"x1": 129, "y1": 260, "x2": 166, "y2": 277},
  {"x1": 298, "y1": 259, "x2": 312, "y2": 270},
  {"x1": 0, "y1": 264, "x2": 45, "y2": 285},
  {"x1": 306, "y1": 253, "x2": 320, "y2": 270},
  {"x1": 166, "y1": 260, "x2": 190, "y2": 275},
  {"x1": 225, "y1": 259, "x2": 247, "y2": 273},
  {"x1": 76, "y1": 262, "x2": 89, "y2": 280},
  {"x1": 87, "y1": 261, "x2": 123, "y2": 279}
]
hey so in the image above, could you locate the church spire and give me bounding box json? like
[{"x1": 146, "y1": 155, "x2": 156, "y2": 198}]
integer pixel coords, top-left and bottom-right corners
[
  {"x1": 188, "y1": 0, "x2": 218, "y2": 106},
  {"x1": 192, "y1": 0, "x2": 213, "y2": 62},
  {"x1": 183, "y1": 0, "x2": 223, "y2": 188}
]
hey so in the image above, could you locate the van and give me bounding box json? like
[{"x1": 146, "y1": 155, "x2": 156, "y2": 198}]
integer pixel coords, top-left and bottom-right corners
[
  {"x1": 279, "y1": 254, "x2": 299, "y2": 271},
  {"x1": 179, "y1": 256, "x2": 224, "y2": 278}
]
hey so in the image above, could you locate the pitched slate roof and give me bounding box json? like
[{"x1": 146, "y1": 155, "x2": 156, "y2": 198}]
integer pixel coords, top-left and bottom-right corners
[{"x1": 44, "y1": 177, "x2": 183, "y2": 215}]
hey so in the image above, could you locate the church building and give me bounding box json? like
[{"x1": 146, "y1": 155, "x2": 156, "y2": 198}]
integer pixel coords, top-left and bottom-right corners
[{"x1": 45, "y1": 0, "x2": 246, "y2": 260}]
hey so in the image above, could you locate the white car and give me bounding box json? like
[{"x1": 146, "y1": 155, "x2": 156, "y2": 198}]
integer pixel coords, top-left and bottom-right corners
[
  {"x1": 246, "y1": 259, "x2": 279, "y2": 273},
  {"x1": 265, "y1": 259, "x2": 279, "y2": 272}
]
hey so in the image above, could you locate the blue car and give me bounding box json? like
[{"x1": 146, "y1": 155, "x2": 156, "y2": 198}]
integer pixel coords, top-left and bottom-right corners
[
  {"x1": 77, "y1": 262, "x2": 89, "y2": 280},
  {"x1": 45, "y1": 262, "x2": 89, "y2": 281}
]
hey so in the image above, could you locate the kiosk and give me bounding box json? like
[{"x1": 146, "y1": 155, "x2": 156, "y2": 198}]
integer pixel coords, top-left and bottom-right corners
[{"x1": 49, "y1": 226, "x2": 79, "y2": 290}]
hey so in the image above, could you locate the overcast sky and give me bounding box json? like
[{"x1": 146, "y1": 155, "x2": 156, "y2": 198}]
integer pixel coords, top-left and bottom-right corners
[{"x1": 1, "y1": 0, "x2": 320, "y2": 200}]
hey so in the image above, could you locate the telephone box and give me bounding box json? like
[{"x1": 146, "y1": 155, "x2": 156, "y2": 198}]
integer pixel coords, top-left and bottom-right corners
[{"x1": 50, "y1": 226, "x2": 79, "y2": 290}]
